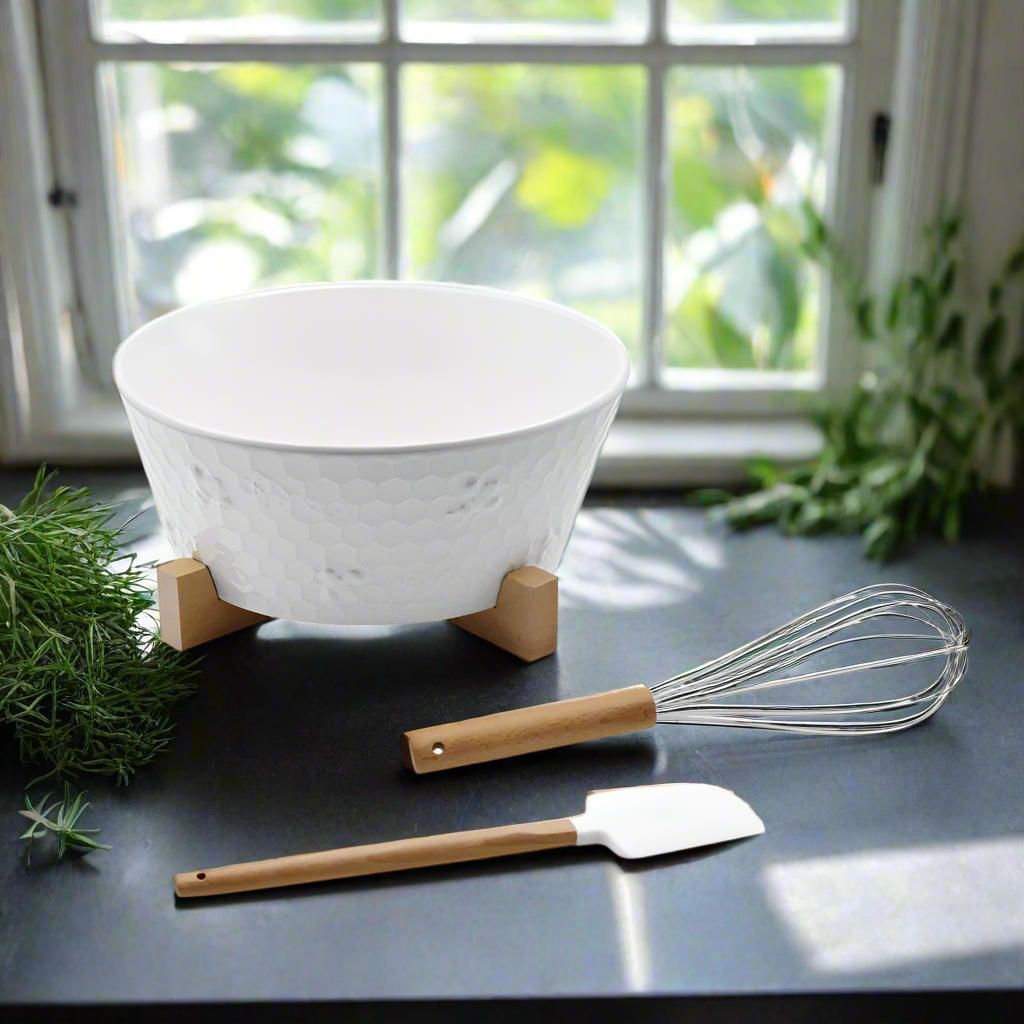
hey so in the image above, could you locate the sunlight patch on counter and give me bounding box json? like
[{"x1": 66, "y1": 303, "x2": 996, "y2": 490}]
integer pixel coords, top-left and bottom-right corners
[
  {"x1": 762, "y1": 835, "x2": 1024, "y2": 973},
  {"x1": 560, "y1": 509, "x2": 723, "y2": 610}
]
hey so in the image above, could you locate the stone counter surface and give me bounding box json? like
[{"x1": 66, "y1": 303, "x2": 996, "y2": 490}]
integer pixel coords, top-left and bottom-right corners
[{"x1": 1, "y1": 470, "x2": 1021, "y2": 1021}]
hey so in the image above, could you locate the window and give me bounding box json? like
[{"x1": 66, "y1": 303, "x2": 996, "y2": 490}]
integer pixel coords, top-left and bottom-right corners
[{"x1": 2, "y1": 1, "x2": 907, "y2": 466}]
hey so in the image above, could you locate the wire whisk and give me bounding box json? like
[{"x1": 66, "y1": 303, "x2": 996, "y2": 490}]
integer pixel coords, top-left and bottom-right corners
[
  {"x1": 650, "y1": 584, "x2": 969, "y2": 734},
  {"x1": 401, "y1": 584, "x2": 970, "y2": 774}
]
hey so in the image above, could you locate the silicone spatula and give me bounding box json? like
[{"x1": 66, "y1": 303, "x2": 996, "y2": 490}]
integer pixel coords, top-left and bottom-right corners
[{"x1": 174, "y1": 783, "x2": 764, "y2": 898}]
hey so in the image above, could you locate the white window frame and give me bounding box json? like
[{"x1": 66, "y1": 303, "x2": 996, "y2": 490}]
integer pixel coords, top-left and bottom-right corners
[{"x1": 0, "y1": 0, "x2": 983, "y2": 480}]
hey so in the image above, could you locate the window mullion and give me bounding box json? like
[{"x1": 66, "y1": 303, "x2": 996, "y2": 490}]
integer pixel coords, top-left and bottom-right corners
[
  {"x1": 818, "y1": 0, "x2": 900, "y2": 401},
  {"x1": 640, "y1": 61, "x2": 667, "y2": 389},
  {"x1": 638, "y1": 0, "x2": 668, "y2": 388},
  {"x1": 651, "y1": 0, "x2": 668, "y2": 42},
  {"x1": 37, "y1": 0, "x2": 127, "y2": 384},
  {"x1": 382, "y1": 0, "x2": 400, "y2": 279}
]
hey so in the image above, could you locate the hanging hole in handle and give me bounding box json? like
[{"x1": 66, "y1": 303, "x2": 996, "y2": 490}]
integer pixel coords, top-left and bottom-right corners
[
  {"x1": 432, "y1": 742, "x2": 445, "y2": 756},
  {"x1": 196, "y1": 872, "x2": 206, "y2": 880}
]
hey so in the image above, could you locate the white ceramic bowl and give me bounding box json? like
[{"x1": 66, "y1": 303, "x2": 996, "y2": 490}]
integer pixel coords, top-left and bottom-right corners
[{"x1": 114, "y1": 282, "x2": 629, "y2": 625}]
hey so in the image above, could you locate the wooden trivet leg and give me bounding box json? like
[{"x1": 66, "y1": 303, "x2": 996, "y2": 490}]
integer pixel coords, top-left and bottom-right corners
[
  {"x1": 157, "y1": 558, "x2": 270, "y2": 651},
  {"x1": 449, "y1": 567, "x2": 558, "y2": 663}
]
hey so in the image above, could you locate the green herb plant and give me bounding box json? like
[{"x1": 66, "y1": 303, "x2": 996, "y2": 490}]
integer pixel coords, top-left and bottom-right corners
[
  {"x1": 19, "y1": 783, "x2": 111, "y2": 865},
  {"x1": 701, "y1": 211, "x2": 1024, "y2": 559},
  {"x1": 1, "y1": 468, "x2": 198, "y2": 787}
]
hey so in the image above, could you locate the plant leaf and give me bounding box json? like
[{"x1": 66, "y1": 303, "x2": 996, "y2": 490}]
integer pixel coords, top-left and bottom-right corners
[
  {"x1": 690, "y1": 488, "x2": 733, "y2": 506},
  {"x1": 975, "y1": 314, "x2": 1007, "y2": 380},
  {"x1": 704, "y1": 305, "x2": 756, "y2": 369},
  {"x1": 908, "y1": 274, "x2": 937, "y2": 338},
  {"x1": 801, "y1": 200, "x2": 828, "y2": 255},
  {"x1": 938, "y1": 261, "x2": 957, "y2": 297},
  {"x1": 885, "y1": 282, "x2": 905, "y2": 330},
  {"x1": 943, "y1": 500, "x2": 962, "y2": 542},
  {"x1": 936, "y1": 313, "x2": 965, "y2": 352},
  {"x1": 862, "y1": 515, "x2": 899, "y2": 561},
  {"x1": 63, "y1": 832, "x2": 112, "y2": 852},
  {"x1": 18, "y1": 809, "x2": 60, "y2": 831},
  {"x1": 904, "y1": 492, "x2": 926, "y2": 539},
  {"x1": 746, "y1": 458, "x2": 780, "y2": 488},
  {"x1": 711, "y1": 483, "x2": 803, "y2": 527},
  {"x1": 855, "y1": 297, "x2": 875, "y2": 339},
  {"x1": 792, "y1": 500, "x2": 835, "y2": 534},
  {"x1": 1005, "y1": 243, "x2": 1024, "y2": 278},
  {"x1": 937, "y1": 211, "x2": 961, "y2": 249},
  {"x1": 863, "y1": 459, "x2": 905, "y2": 489}
]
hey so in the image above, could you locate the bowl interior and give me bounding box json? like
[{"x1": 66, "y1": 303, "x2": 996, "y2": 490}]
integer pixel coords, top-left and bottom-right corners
[{"x1": 113, "y1": 283, "x2": 630, "y2": 450}]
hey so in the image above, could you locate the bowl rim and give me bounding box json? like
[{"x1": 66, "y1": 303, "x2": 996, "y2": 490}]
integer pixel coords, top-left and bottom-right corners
[{"x1": 113, "y1": 280, "x2": 631, "y2": 454}]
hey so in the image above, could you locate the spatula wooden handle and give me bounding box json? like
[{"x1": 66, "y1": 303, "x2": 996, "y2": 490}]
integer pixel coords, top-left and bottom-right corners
[
  {"x1": 401, "y1": 684, "x2": 657, "y2": 774},
  {"x1": 175, "y1": 818, "x2": 577, "y2": 898}
]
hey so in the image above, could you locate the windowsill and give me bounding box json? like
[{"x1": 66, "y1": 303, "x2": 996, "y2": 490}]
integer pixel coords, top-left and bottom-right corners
[
  {"x1": 593, "y1": 416, "x2": 823, "y2": 486},
  {"x1": 3, "y1": 384, "x2": 824, "y2": 487}
]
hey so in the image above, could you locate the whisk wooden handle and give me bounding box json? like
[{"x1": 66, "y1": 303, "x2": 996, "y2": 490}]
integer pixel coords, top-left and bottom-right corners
[
  {"x1": 401, "y1": 685, "x2": 657, "y2": 774},
  {"x1": 175, "y1": 818, "x2": 577, "y2": 898}
]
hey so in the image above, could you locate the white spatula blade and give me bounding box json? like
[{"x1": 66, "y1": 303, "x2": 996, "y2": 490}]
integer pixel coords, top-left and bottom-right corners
[{"x1": 569, "y1": 783, "x2": 764, "y2": 859}]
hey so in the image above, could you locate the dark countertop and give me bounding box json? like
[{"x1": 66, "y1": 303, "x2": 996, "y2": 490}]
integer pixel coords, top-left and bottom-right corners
[{"x1": 1, "y1": 470, "x2": 1022, "y2": 1021}]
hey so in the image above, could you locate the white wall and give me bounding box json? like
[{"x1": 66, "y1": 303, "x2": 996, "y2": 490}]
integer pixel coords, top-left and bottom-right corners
[
  {"x1": 962, "y1": 0, "x2": 1024, "y2": 481},
  {"x1": 962, "y1": 0, "x2": 1024, "y2": 299}
]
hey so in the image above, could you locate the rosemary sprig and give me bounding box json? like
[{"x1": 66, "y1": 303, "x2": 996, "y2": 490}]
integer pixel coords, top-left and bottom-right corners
[
  {"x1": 0, "y1": 467, "x2": 199, "y2": 785},
  {"x1": 18, "y1": 782, "x2": 111, "y2": 865}
]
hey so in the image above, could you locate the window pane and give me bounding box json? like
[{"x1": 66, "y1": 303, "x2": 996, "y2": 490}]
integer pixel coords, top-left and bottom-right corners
[
  {"x1": 664, "y1": 65, "x2": 839, "y2": 372},
  {"x1": 401, "y1": 1, "x2": 647, "y2": 42},
  {"x1": 103, "y1": 63, "x2": 381, "y2": 327},
  {"x1": 669, "y1": 0, "x2": 846, "y2": 41},
  {"x1": 96, "y1": 1, "x2": 382, "y2": 43},
  {"x1": 403, "y1": 65, "x2": 644, "y2": 363}
]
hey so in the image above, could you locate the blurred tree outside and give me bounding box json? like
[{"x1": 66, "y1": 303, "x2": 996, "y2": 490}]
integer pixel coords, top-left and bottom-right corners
[
  {"x1": 665, "y1": 62, "x2": 836, "y2": 370},
  {"x1": 670, "y1": 0, "x2": 841, "y2": 30},
  {"x1": 101, "y1": 0, "x2": 842, "y2": 371},
  {"x1": 403, "y1": 62, "x2": 644, "y2": 359},
  {"x1": 109, "y1": 58, "x2": 381, "y2": 320},
  {"x1": 404, "y1": 0, "x2": 644, "y2": 31}
]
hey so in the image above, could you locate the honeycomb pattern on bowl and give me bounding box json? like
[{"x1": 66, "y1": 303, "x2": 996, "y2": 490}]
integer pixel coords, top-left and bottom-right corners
[{"x1": 125, "y1": 400, "x2": 618, "y2": 625}]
